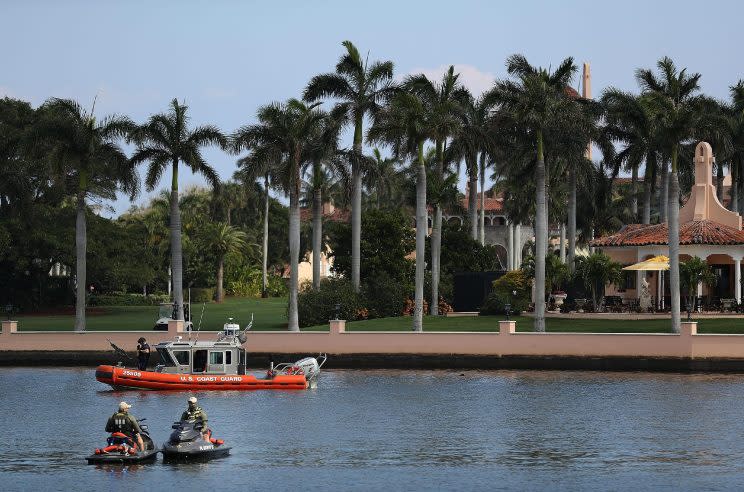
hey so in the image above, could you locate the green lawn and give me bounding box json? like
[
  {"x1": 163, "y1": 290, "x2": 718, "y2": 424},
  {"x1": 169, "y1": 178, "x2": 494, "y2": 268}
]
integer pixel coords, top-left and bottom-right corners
[
  {"x1": 17, "y1": 297, "x2": 289, "y2": 331},
  {"x1": 15, "y1": 296, "x2": 744, "y2": 334}
]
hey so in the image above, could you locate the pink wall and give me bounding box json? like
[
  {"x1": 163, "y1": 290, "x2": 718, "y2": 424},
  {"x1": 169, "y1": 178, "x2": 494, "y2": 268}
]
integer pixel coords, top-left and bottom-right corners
[{"x1": 2, "y1": 319, "x2": 742, "y2": 360}]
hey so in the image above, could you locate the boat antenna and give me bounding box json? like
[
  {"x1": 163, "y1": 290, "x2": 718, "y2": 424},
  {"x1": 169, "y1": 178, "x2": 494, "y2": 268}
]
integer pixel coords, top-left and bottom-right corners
[
  {"x1": 194, "y1": 302, "x2": 206, "y2": 343},
  {"x1": 237, "y1": 313, "x2": 253, "y2": 344}
]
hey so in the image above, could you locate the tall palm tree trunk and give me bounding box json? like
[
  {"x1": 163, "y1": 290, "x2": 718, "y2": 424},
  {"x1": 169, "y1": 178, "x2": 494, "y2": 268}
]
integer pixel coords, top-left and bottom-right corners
[
  {"x1": 716, "y1": 161, "x2": 724, "y2": 201},
  {"x1": 170, "y1": 161, "x2": 185, "y2": 320},
  {"x1": 631, "y1": 164, "x2": 638, "y2": 220},
  {"x1": 567, "y1": 164, "x2": 577, "y2": 273},
  {"x1": 642, "y1": 153, "x2": 655, "y2": 224},
  {"x1": 430, "y1": 140, "x2": 444, "y2": 316},
  {"x1": 312, "y1": 185, "x2": 322, "y2": 291},
  {"x1": 288, "y1": 174, "x2": 301, "y2": 332},
  {"x1": 534, "y1": 132, "x2": 547, "y2": 332},
  {"x1": 738, "y1": 158, "x2": 744, "y2": 216},
  {"x1": 261, "y1": 174, "x2": 270, "y2": 298},
  {"x1": 669, "y1": 149, "x2": 681, "y2": 333},
  {"x1": 74, "y1": 186, "x2": 87, "y2": 332},
  {"x1": 731, "y1": 161, "x2": 738, "y2": 212},
  {"x1": 414, "y1": 142, "x2": 427, "y2": 332},
  {"x1": 479, "y1": 153, "x2": 486, "y2": 246},
  {"x1": 468, "y1": 157, "x2": 478, "y2": 240},
  {"x1": 351, "y1": 119, "x2": 363, "y2": 293},
  {"x1": 660, "y1": 161, "x2": 669, "y2": 222},
  {"x1": 216, "y1": 258, "x2": 224, "y2": 303}
]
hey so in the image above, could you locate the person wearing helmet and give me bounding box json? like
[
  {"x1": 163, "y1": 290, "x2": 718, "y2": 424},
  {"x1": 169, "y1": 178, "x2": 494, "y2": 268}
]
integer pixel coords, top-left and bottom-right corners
[
  {"x1": 181, "y1": 397, "x2": 209, "y2": 441},
  {"x1": 136, "y1": 337, "x2": 150, "y2": 370},
  {"x1": 105, "y1": 401, "x2": 144, "y2": 451}
]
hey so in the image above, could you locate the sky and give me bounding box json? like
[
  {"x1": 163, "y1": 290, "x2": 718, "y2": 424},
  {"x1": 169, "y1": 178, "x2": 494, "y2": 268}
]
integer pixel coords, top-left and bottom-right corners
[{"x1": 2, "y1": 0, "x2": 743, "y2": 217}]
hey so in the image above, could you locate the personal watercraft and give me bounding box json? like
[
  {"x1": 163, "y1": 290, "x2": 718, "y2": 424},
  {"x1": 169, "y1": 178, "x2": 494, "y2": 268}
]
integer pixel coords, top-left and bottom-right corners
[
  {"x1": 86, "y1": 419, "x2": 158, "y2": 464},
  {"x1": 161, "y1": 420, "x2": 230, "y2": 462}
]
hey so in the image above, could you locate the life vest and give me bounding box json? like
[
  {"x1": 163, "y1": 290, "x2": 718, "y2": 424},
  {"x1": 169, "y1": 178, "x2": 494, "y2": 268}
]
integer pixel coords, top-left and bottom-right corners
[
  {"x1": 183, "y1": 406, "x2": 205, "y2": 422},
  {"x1": 106, "y1": 412, "x2": 136, "y2": 435}
]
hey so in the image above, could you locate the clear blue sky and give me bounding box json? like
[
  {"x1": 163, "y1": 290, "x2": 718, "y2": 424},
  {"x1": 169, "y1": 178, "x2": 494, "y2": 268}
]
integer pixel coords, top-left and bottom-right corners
[{"x1": 3, "y1": 0, "x2": 742, "y2": 216}]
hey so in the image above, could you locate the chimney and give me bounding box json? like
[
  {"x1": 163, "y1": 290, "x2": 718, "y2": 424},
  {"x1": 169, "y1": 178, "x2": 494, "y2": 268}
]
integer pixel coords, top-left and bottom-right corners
[{"x1": 583, "y1": 62, "x2": 592, "y2": 160}]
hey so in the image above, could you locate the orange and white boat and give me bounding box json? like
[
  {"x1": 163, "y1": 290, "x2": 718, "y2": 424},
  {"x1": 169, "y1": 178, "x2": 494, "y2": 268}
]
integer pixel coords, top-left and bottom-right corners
[{"x1": 96, "y1": 319, "x2": 326, "y2": 391}]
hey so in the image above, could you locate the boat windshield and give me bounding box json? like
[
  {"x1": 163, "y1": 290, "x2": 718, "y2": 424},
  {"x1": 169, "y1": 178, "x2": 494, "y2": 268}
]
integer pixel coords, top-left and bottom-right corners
[{"x1": 157, "y1": 347, "x2": 176, "y2": 367}]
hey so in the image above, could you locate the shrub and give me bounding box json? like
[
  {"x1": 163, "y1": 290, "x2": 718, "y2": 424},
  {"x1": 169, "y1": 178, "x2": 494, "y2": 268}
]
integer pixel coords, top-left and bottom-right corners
[
  {"x1": 297, "y1": 279, "x2": 364, "y2": 328},
  {"x1": 402, "y1": 298, "x2": 429, "y2": 316},
  {"x1": 190, "y1": 288, "x2": 215, "y2": 303},
  {"x1": 362, "y1": 273, "x2": 406, "y2": 319},
  {"x1": 265, "y1": 275, "x2": 288, "y2": 297},
  {"x1": 479, "y1": 270, "x2": 531, "y2": 316},
  {"x1": 88, "y1": 293, "x2": 170, "y2": 306}
]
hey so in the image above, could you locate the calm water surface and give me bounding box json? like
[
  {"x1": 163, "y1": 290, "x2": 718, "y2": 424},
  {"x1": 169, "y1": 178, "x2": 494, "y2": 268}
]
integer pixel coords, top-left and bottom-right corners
[{"x1": 1, "y1": 368, "x2": 744, "y2": 491}]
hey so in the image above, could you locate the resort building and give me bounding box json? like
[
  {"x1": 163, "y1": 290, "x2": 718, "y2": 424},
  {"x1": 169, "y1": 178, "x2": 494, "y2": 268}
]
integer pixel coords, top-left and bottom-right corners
[{"x1": 592, "y1": 142, "x2": 744, "y2": 308}]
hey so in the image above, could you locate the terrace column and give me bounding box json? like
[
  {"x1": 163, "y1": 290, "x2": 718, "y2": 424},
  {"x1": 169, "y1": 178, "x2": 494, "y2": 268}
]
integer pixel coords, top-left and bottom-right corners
[
  {"x1": 736, "y1": 258, "x2": 741, "y2": 304},
  {"x1": 657, "y1": 271, "x2": 662, "y2": 310},
  {"x1": 514, "y1": 224, "x2": 522, "y2": 267},
  {"x1": 559, "y1": 224, "x2": 566, "y2": 263},
  {"x1": 507, "y1": 221, "x2": 514, "y2": 270}
]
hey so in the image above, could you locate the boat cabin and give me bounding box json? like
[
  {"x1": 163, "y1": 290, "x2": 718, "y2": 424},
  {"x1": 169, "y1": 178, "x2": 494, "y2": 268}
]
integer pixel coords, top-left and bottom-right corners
[{"x1": 154, "y1": 321, "x2": 248, "y2": 375}]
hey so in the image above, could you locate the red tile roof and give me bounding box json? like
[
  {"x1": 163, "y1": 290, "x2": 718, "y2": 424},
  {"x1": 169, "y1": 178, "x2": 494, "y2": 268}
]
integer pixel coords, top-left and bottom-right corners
[
  {"x1": 459, "y1": 190, "x2": 505, "y2": 212},
  {"x1": 591, "y1": 220, "x2": 744, "y2": 247},
  {"x1": 459, "y1": 196, "x2": 504, "y2": 212},
  {"x1": 299, "y1": 208, "x2": 350, "y2": 222}
]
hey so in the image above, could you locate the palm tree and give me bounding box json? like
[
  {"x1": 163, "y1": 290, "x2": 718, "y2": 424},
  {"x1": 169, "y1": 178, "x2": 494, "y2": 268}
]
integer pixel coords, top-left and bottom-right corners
[
  {"x1": 636, "y1": 57, "x2": 702, "y2": 333},
  {"x1": 574, "y1": 252, "x2": 623, "y2": 311},
  {"x1": 364, "y1": 148, "x2": 400, "y2": 208},
  {"x1": 486, "y1": 55, "x2": 578, "y2": 332},
  {"x1": 679, "y1": 256, "x2": 715, "y2": 319},
  {"x1": 210, "y1": 223, "x2": 249, "y2": 303},
  {"x1": 369, "y1": 90, "x2": 436, "y2": 331},
  {"x1": 696, "y1": 97, "x2": 733, "y2": 206},
  {"x1": 730, "y1": 81, "x2": 744, "y2": 215},
  {"x1": 303, "y1": 40, "x2": 395, "y2": 293},
  {"x1": 131, "y1": 98, "x2": 227, "y2": 321},
  {"x1": 33, "y1": 98, "x2": 137, "y2": 331},
  {"x1": 449, "y1": 91, "x2": 495, "y2": 240},
  {"x1": 601, "y1": 91, "x2": 661, "y2": 225},
  {"x1": 404, "y1": 66, "x2": 465, "y2": 315},
  {"x1": 234, "y1": 144, "x2": 280, "y2": 298},
  {"x1": 232, "y1": 99, "x2": 328, "y2": 331},
  {"x1": 305, "y1": 112, "x2": 345, "y2": 291}
]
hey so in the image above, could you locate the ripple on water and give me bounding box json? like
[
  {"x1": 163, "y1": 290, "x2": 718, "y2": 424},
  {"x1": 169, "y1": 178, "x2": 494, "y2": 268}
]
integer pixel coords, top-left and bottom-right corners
[{"x1": 2, "y1": 368, "x2": 744, "y2": 490}]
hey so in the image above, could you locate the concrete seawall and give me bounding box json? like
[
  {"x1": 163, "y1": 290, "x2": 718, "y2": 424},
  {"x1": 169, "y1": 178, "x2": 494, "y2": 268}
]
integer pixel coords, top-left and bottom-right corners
[{"x1": 3, "y1": 319, "x2": 744, "y2": 371}]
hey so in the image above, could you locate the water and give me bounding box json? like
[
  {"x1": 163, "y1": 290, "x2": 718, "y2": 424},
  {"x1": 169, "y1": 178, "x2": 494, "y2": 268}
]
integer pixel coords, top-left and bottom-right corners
[{"x1": 1, "y1": 368, "x2": 743, "y2": 491}]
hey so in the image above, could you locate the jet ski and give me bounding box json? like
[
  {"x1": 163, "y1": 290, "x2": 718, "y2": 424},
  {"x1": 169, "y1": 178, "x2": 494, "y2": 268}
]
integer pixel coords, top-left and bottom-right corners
[
  {"x1": 161, "y1": 420, "x2": 230, "y2": 462},
  {"x1": 87, "y1": 418, "x2": 158, "y2": 464}
]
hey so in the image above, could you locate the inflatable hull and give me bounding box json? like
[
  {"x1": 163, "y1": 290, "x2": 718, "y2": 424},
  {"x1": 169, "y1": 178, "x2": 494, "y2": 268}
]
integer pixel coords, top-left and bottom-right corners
[{"x1": 95, "y1": 365, "x2": 308, "y2": 391}]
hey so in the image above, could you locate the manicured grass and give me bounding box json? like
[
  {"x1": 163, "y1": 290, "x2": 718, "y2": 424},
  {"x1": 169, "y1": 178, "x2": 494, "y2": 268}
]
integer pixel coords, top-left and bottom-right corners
[
  {"x1": 17, "y1": 297, "x2": 288, "y2": 331},
  {"x1": 15, "y1": 296, "x2": 744, "y2": 334},
  {"x1": 305, "y1": 314, "x2": 744, "y2": 334}
]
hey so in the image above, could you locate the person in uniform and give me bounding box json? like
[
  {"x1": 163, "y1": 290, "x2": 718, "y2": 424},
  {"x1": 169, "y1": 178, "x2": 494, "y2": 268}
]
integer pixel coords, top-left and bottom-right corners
[
  {"x1": 181, "y1": 396, "x2": 209, "y2": 441},
  {"x1": 136, "y1": 337, "x2": 150, "y2": 370},
  {"x1": 105, "y1": 401, "x2": 144, "y2": 451}
]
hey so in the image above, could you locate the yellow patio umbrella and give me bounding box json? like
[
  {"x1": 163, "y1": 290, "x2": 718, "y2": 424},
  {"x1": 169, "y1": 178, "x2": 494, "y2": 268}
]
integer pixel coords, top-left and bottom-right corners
[
  {"x1": 622, "y1": 255, "x2": 669, "y2": 310},
  {"x1": 622, "y1": 255, "x2": 670, "y2": 271}
]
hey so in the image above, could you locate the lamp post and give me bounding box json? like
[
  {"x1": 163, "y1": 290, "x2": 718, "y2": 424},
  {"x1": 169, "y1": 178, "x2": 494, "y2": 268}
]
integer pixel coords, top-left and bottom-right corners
[
  {"x1": 685, "y1": 296, "x2": 692, "y2": 322},
  {"x1": 505, "y1": 290, "x2": 517, "y2": 321}
]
